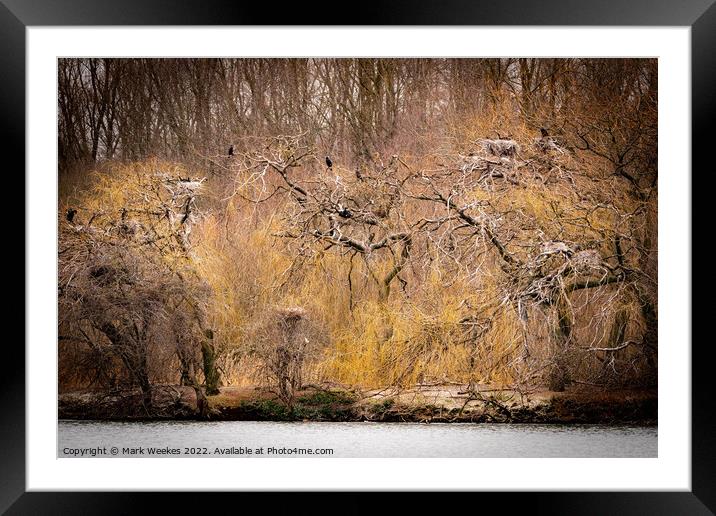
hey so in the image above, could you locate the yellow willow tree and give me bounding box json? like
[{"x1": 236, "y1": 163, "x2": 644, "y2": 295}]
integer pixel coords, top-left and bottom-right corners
[
  {"x1": 412, "y1": 128, "x2": 656, "y2": 390},
  {"x1": 230, "y1": 135, "x2": 415, "y2": 346},
  {"x1": 227, "y1": 129, "x2": 657, "y2": 390}
]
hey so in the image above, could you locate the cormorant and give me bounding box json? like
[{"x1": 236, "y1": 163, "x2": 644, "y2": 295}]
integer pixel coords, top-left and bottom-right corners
[
  {"x1": 66, "y1": 208, "x2": 77, "y2": 223},
  {"x1": 325, "y1": 156, "x2": 333, "y2": 169},
  {"x1": 540, "y1": 128, "x2": 549, "y2": 138},
  {"x1": 228, "y1": 145, "x2": 234, "y2": 157},
  {"x1": 337, "y1": 205, "x2": 352, "y2": 219}
]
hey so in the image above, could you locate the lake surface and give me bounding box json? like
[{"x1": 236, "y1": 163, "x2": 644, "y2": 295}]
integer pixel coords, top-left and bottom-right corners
[{"x1": 58, "y1": 420, "x2": 656, "y2": 458}]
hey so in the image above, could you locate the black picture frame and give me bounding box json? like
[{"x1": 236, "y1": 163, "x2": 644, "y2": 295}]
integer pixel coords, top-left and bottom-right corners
[{"x1": 5, "y1": 0, "x2": 711, "y2": 513}]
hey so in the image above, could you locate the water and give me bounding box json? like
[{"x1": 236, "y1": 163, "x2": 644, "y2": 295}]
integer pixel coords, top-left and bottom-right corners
[{"x1": 58, "y1": 420, "x2": 656, "y2": 458}]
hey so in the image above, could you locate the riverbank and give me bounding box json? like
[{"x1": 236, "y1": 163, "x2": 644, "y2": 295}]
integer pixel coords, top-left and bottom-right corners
[
  {"x1": 212, "y1": 384, "x2": 656, "y2": 424},
  {"x1": 59, "y1": 384, "x2": 657, "y2": 425}
]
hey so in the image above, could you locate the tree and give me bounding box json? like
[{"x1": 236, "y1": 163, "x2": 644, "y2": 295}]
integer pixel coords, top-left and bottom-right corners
[
  {"x1": 58, "y1": 58, "x2": 658, "y2": 394},
  {"x1": 413, "y1": 129, "x2": 655, "y2": 389},
  {"x1": 58, "y1": 162, "x2": 220, "y2": 407},
  {"x1": 245, "y1": 307, "x2": 327, "y2": 410},
  {"x1": 231, "y1": 135, "x2": 415, "y2": 342}
]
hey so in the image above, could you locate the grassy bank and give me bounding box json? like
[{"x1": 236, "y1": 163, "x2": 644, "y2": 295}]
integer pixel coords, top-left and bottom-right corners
[
  {"x1": 58, "y1": 383, "x2": 657, "y2": 424},
  {"x1": 208, "y1": 385, "x2": 657, "y2": 425}
]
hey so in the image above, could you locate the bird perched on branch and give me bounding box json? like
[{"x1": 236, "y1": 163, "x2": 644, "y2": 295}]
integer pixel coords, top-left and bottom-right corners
[
  {"x1": 336, "y1": 203, "x2": 352, "y2": 219},
  {"x1": 228, "y1": 145, "x2": 234, "y2": 157},
  {"x1": 325, "y1": 156, "x2": 333, "y2": 169}
]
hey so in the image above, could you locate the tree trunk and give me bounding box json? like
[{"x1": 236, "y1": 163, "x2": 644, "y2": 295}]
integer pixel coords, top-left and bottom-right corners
[
  {"x1": 600, "y1": 306, "x2": 629, "y2": 382},
  {"x1": 193, "y1": 385, "x2": 209, "y2": 418},
  {"x1": 178, "y1": 349, "x2": 195, "y2": 387},
  {"x1": 98, "y1": 321, "x2": 153, "y2": 411},
  {"x1": 201, "y1": 329, "x2": 220, "y2": 395},
  {"x1": 640, "y1": 299, "x2": 658, "y2": 385},
  {"x1": 138, "y1": 373, "x2": 153, "y2": 414},
  {"x1": 548, "y1": 296, "x2": 573, "y2": 392}
]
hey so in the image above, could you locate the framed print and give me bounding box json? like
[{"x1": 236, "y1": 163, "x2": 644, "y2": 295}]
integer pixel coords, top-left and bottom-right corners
[{"x1": 7, "y1": 0, "x2": 711, "y2": 512}]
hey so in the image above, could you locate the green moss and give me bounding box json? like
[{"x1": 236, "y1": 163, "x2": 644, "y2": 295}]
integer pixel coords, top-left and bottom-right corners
[
  {"x1": 368, "y1": 397, "x2": 396, "y2": 416},
  {"x1": 239, "y1": 399, "x2": 294, "y2": 420},
  {"x1": 298, "y1": 390, "x2": 358, "y2": 406},
  {"x1": 238, "y1": 390, "x2": 358, "y2": 421}
]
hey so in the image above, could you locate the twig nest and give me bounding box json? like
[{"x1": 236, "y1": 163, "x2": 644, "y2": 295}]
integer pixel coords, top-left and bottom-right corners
[
  {"x1": 474, "y1": 138, "x2": 520, "y2": 158},
  {"x1": 275, "y1": 306, "x2": 308, "y2": 321},
  {"x1": 540, "y1": 241, "x2": 573, "y2": 257},
  {"x1": 570, "y1": 249, "x2": 602, "y2": 270}
]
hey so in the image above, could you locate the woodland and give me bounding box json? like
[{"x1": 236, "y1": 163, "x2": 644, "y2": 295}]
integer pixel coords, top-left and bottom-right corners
[{"x1": 58, "y1": 58, "x2": 657, "y2": 412}]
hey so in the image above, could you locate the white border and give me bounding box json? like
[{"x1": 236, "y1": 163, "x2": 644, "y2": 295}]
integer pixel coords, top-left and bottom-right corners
[{"x1": 27, "y1": 27, "x2": 691, "y2": 491}]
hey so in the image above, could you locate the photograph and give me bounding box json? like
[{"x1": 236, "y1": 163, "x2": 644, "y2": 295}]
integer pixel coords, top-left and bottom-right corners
[{"x1": 56, "y1": 57, "x2": 658, "y2": 459}]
